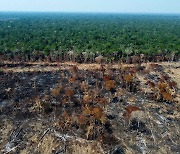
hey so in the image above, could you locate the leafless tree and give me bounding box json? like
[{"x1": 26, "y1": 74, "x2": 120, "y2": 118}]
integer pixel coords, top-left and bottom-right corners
[
  {"x1": 95, "y1": 55, "x2": 104, "y2": 64},
  {"x1": 82, "y1": 52, "x2": 89, "y2": 63},
  {"x1": 89, "y1": 52, "x2": 95, "y2": 63},
  {"x1": 125, "y1": 48, "x2": 133, "y2": 64},
  {"x1": 67, "y1": 50, "x2": 74, "y2": 62}
]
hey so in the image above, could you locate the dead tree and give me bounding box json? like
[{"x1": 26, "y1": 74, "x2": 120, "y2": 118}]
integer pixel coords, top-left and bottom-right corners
[
  {"x1": 67, "y1": 50, "x2": 74, "y2": 62},
  {"x1": 82, "y1": 52, "x2": 89, "y2": 63},
  {"x1": 125, "y1": 48, "x2": 133, "y2": 64},
  {"x1": 95, "y1": 55, "x2": 104, "y2": 64},
  {"x1": 89, "y1": 52, "x2": 95, "y2": 63}
]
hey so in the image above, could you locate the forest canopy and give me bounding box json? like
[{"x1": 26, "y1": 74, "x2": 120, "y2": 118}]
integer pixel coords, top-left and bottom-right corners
[{"x1": 0, "y1": 12, "x2": 179, "y2": 57}]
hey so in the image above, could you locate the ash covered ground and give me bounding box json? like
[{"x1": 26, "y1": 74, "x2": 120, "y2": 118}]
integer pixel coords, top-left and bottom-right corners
[{"x1": 0, "y1": 62, "x2": 179, "y2": 154}]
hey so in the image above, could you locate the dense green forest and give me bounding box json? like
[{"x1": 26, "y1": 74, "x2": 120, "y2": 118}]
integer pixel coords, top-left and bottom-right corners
[{"x1": 0, "y1": 12, "x2": 179, "y2": 62}]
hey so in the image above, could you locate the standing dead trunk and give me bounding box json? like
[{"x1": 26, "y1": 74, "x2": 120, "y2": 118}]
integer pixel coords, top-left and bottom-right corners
[
  {"x1": 82, "y1": 52, "x2": 89, "y2": 63},
  {"x1": 95, "y1": 55, "x2": 104, "y2": 64},
  {"x1": 67, "y1": 50, "x2": 74, "y2": 62},
  {"x1": 89, "y1": 52, "x2": 95, "y2": 63}
]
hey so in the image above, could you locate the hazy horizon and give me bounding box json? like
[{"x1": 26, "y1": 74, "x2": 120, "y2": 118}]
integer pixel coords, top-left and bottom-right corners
[
  {"x1": 0, "y1": 0, "x2": 180, "y2": 14},
  {"x1": 0, "y1": 11, "x2": 180, "y2": 15}
]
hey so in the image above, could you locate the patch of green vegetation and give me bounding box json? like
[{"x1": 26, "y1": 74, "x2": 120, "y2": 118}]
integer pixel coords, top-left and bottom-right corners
[{"x1": 0, "y1": 13, "x2": 179, "y2": 57}]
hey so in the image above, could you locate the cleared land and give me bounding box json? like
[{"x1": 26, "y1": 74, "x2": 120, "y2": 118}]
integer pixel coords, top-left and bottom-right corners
[{"x1": 0, "y1": 62, "x2": 179, "y2": 154}]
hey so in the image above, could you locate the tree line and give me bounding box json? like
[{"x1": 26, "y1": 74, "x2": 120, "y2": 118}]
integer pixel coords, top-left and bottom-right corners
[{"x1": 0, "y1": 13, "x2": 179, "y2": 63}]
